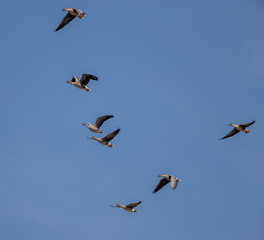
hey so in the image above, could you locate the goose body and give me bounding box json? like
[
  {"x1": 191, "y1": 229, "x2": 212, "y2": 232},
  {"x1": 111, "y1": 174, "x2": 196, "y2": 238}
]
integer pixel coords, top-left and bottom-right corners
[
  {"x1": 153, "y1": 174, "x2": 182, "y2": 193},
  {"x1": 82, "y1": 115, "x2": 114, "y2": 133},
  {"x1": 56, "y1": 8, "x2": 86, "y2": 31},
  {"x1": 220, "y1": 121, "x2": 255, "y2": 140},
  {"x1": 66, "y1": 74, "x2": 98, "y2": 91},
  {"x1": 110, "y1": 201, "x2": 142, "y2": 213},
  {"x1": 87, "y1": 128, "x2": 120, "y2": 147}
]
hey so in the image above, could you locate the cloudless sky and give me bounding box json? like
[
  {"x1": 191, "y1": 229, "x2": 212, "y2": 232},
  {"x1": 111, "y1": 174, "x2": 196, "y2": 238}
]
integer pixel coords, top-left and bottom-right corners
[{"x1": 1, "y1": 0, "x2": 264, "y2": 239}]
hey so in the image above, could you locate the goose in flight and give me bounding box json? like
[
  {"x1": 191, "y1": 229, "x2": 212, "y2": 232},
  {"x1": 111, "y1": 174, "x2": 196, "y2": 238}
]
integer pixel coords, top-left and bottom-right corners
[
  {"x1": 66, "y1": 74, "x2": 98, "y2": 91},
  {"x1": 153, "y1": 174, "x2": 182, "y2": 194},
  {"x1": 219, "y1": 120, "x2": 255, "y2": 140},
  {"x1": 56, "y1": 8, "x2": 86, "y2": 31},
  {"x1": 110, "y1": 201, "x2": 142, "y2": 213},
  {"x1": 87, "y1": 128, "x2": 120, "y2": 147},
  {"x1": 82, "y1": 115, "x2": 114, "y2": 133}
]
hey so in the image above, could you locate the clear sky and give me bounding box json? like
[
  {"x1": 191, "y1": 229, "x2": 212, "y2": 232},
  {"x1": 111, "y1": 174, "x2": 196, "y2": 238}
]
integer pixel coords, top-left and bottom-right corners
[{"x1": 1, "y1": 0, "x2": 264, "y2": 239}]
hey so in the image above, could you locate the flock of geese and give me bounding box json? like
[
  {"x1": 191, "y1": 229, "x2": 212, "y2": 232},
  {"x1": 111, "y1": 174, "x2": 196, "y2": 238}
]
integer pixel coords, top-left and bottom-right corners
[{"x1": 56, "y1": 8, "x2": 256, "y2": 213}]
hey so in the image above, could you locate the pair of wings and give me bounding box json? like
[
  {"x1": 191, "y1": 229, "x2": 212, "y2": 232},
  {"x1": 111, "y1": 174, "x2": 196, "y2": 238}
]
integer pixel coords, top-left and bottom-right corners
[
  {"x1": 126, "y1": 201, "x2": 142, "y2": 209},
  {"x1": 80, "y1": 74, "x2": 98, "y2": 86},
  {"x1": 102, "y1": 128, "x2": 120, "y2": 142},
  {"x1": 220, "y1": 121, "x2": 255, "y2": 140},
  {"x1": 95, "y1": 115, "x2": 113, "y2": 129},
  {"x1": 111, "y1": 201, "x2": 142, "y2": 209},
  {"x1": 153, "y1": 176, "x2": 178, "y2": 193}
]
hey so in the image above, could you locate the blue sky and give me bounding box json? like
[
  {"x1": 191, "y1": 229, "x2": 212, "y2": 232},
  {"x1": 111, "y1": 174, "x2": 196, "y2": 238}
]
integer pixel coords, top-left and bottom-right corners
[{"x1": 1, "y1": 0, "x2": 264, "y2": 239}]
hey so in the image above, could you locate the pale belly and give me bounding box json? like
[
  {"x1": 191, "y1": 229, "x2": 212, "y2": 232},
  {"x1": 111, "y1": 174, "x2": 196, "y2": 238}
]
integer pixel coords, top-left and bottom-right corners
[
  {"x1": 236, "y1": 126, "x2": 245, "y2": 132},
  {"x1": 88, "y1": 126, "x2": 100, "y2": 133},
  {"x1": 75, "y1": 85, "x2": 85, "y2": 90},
  {"x1": 124, "y1": 208, "x2": 134, "y2": 212},
  {"x1": 100, "y1": 141, "x2": 109, "y2": 146}
]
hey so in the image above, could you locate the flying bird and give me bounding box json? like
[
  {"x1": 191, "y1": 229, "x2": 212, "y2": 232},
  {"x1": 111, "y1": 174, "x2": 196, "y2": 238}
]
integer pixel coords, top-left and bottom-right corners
[
  {"x1": 55, "y1": 8, "x2": 86, "y2": 31},
  {"x1": 219, "y1": 121, "x2": 255, "y2": 140},
  {"x1": 66, "y1": 74, "x2": 98, "y2": 91},
  {"x1": 82, "y1": 115, "x2": 114, "y2": 133},
  {"x1": 87, "y1": 128, "x2": 120, "y2": 147},
  {"x1": 153, "y1": 174, "x2": 182, "y2": 194},
  {"x1": 110, "y1": 201, "x2": 142, "y2": 213}
]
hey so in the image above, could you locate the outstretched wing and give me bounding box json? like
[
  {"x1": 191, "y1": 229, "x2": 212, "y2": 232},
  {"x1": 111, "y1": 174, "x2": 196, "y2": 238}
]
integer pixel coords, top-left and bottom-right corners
[
  {"x1": 126, "y1": 201, "x2": 142, "y2": 209},
  {"x1": 102, "y1": 128, "x2": 120, "y2": 142},
  {"x1": 95, "y1": 115, "x2": 114, "y2": 128},
  {"x1": 153, "y1": 178, "x2": 170, "y2": 193},
  {"x1": 80, "y1": 74, "x2": 98, "y2": 85},
  {"x1": 219, "y1": 128, "x2": 239, "y2": 140},
  {"x1": 240, "y1": 120, "x2": 255, "y2": 127},
  {"x1": 56, "y1": 13, "x2": 76, "y2": 31}
]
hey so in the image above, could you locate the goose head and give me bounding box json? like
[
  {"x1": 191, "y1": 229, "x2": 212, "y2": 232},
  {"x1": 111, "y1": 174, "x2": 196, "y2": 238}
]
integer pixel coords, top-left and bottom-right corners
[{"x1": 157, "y1": 174, "x2": 168, "y2": 178}]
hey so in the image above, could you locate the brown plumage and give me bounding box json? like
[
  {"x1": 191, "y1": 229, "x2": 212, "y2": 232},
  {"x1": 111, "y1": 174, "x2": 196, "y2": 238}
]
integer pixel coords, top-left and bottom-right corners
[
  {"x1": 66, "y1": 74, "x2": 98, "y2": 91},
  {"x1": 219, "y1": 121, "x2": 255, "y2": 140},
  {"x1": 110, "y1": 201, "x2": 142, "y2": 212},
  {"x1": 56, "y1": 8, "x2": 86, "y2": 31},
  {"x1": 87, "y1": 128, "x2": 120, "y2": 147},
  {"x1": 153, "y1": 174, "x2": 182, "y2": 193},
  {"x1": 82, "y1": 115, "x2": 114, "y2": 133}
]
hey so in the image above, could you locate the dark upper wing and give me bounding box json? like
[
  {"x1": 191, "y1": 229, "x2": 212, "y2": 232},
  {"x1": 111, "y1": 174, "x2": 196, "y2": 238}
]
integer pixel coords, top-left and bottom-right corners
[
  {"x1": 102, "y1": 128, "x2": 120, "y2": 142},
  {"x1": 95, "y1": 115, "x2": 114, "y2": 128},
  {"x1": 152, "y1": 178, "x2": 170, "y2": 193},
  {"x1": 80, "y1": 74, "x2": 98, "y2": 85},
  {"x1": 56, "y1": 13, "x2": 76, "y2": 31},
  {"x1": 126, "y1": 201, "x2": 142, "y2": 209},
  {"x1": 220, "y1": 128, "x2": 239, "y2": 140},
  {"x1": 240, "y1": 120, "x2": 255, "y2": 128}
]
